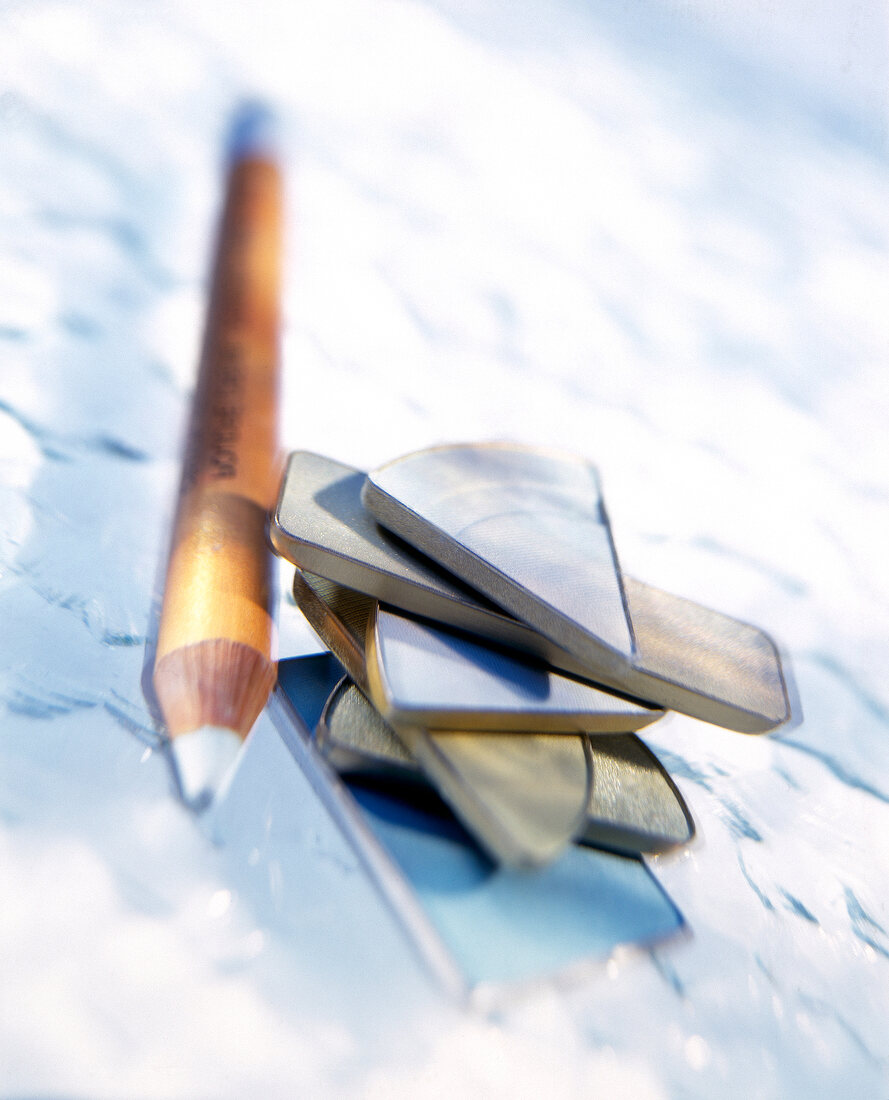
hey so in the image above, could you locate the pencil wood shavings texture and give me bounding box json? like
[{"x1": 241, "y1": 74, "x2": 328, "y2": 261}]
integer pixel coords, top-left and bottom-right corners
[
  {"x1": 362, "y1": 443, "x2": 790, "y2": 733},
  {"x1": 317, "y1": 677, "x2": 593, "y2": 868}
]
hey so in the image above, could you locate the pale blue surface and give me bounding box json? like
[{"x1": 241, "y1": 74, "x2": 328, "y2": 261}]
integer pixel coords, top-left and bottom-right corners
[
  {"x1": 1, "y1": 1, "x2": 887, "y2": 1096},
  {"x1": 352, "y1": 785, "x2": 680, "y2": 989},
  {"x1": 278, "y1": 653, "x2": 682, "y2": 991}
]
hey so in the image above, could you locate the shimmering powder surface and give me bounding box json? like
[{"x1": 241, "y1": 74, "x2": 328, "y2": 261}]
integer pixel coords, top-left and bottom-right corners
[
  {"x1": 372, "y1": 606, "x2": 658, "y2": 731},
  {"x1": 367, "y1": 447, "x2": 635, "y2": 660},
  {"x1": 319, "y1": 678, "x2": 416, "y2": 773},
  {"x1": 1, "y1": 1, "x2": 888, "y2": 1096}
]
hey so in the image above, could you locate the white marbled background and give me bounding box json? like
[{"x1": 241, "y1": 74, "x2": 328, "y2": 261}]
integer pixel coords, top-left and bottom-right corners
[{"x1": 1, "y1": 1, "x2": 887, "y2": 1096}]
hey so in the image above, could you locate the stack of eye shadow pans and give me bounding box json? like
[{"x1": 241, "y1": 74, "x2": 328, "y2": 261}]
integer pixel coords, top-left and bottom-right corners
[{"x1": 270, "y1": 445, "x2": 791, "y2": 869}]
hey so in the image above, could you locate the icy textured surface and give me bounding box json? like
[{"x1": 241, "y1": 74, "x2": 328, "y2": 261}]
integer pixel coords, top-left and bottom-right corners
[{"x1": 1, "y1": 0, "x2": 887, "y2": 1096}]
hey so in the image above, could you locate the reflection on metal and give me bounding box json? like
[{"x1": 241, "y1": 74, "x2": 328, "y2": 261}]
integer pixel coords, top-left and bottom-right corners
[
  {"x1": 315, "y1": 677, "x2": 694, "y2": 857},
  {"x1": 291, "y1": 568, "x2": 372, "y2": 691},
  {"x1": 368, "y1": 603, "x2": 662, "y2": 733},
  {"x1": 582, "y1": 734, "x2": 694, "y2": 854},
  {"x1": 292, "y1": 568, "x2": 661, "y2": 733},
  {"x1": 317, "y1": 676, "x2": 593, "y2": 868},
  {"x1": 272, "y1": 451, "x2": 599, "y2": 678},
  {"x1": 363, "y1": 443, "x2": 790, "y2": 732},
  {"x1": 316, "y1": 676, "x2": 417, "y2": 779}
]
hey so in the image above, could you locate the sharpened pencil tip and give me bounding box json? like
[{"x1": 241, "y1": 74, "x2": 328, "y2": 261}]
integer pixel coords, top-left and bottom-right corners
[
  {"x1": 227, "y1": 100, "x2": 278, "y2": 162},
  {"x1": 171, "y1": 726, "x2": 244, "y2": 812}
]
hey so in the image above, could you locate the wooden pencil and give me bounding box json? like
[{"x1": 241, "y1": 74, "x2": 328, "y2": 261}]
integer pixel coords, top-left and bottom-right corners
[{"x1": 153, "y1": 105, "x2": 283, "y2": 808}]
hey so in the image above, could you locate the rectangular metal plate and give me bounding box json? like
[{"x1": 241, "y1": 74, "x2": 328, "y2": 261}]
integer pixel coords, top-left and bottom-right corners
[
  {"x1": 276, "y1": 653, "x2": 686, "y2": 996},
  {"x1": 368, "y1": 602, "x2": 661, "y2": 733},
  {"x1": 362, "y1": 444, "x2": 790, "y2": 732},
  {"x1": 293, "y1": 569, "x2": 660, "y2": 733},
  {"x1": 317, "y1": 673, "x2": 693, "y2": 856},
  {"x1": 319, "y1": 677, "x2": 592, "y2": 868},
  {"x1": 271, "y1": 451, "x2": 596, "y2": 679}
]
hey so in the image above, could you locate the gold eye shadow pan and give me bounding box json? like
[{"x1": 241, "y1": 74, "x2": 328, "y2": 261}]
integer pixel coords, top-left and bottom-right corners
[
  {"x1": 315, "y1": 677, "x2": 694, "y2": 857},
  {"x1": 273, "y1": 451, "x2": 789, "y2": 731},
  {"x1": 362, "y1": 443, "x2": 790, "y2": 733},
  {"x1": 317, "y1": 676, "x2": 592, "y2": 869},
  {"x1": 271, "y1": 451, "x2": 598, "y2": 680},
  {"x1": 293, "y1": 570, "x2": 661, "y2": 734},
  {"x1": 315, "y1": 675, "x2": 417, "y2": 780},
  {"x1": 366, "y1": 602, "x2": 662, "y2": 734}
]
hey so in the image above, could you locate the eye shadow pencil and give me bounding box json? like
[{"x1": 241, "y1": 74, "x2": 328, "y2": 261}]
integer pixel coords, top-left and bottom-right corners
[{"x1": 152, "y1": 103, "x2": 283, "y2": 809}]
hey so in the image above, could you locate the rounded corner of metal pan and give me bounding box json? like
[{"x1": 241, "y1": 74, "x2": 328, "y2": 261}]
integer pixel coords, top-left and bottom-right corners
[
  {"x1": 581, "y1": 733, "x2": 696, "y2": 855},
  {"x1": 363, "y1": 604, "x2": 400, "y2": 727},
  {"x1": 316, "y1": 675, "x2": 418, "y2": 778},
  {"x1": 622, "y1": 576, "x2": 792, "y2": 734},
  {"x1": 290, "y1": 569, "x2": 374, "y2": 692},
  {"x1": 367, "y1": 602, "x2": 661, "y2": 734},
  {"x1": 363, "y1": 443, "x2": 636, "y2": 671},
  {"x1": 365, "y1": 444, "x2": 792, "y2": 735}
]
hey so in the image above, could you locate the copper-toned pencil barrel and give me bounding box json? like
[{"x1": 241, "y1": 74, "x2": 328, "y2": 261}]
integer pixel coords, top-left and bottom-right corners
[{"x1": 153, "y1": 109, "x2": 282, "y2": 807}]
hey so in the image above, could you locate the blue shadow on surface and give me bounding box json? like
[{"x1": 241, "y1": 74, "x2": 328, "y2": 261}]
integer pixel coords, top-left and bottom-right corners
[{"x1": 276, "y1": 655, "x2": 684, "y2": 992}]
